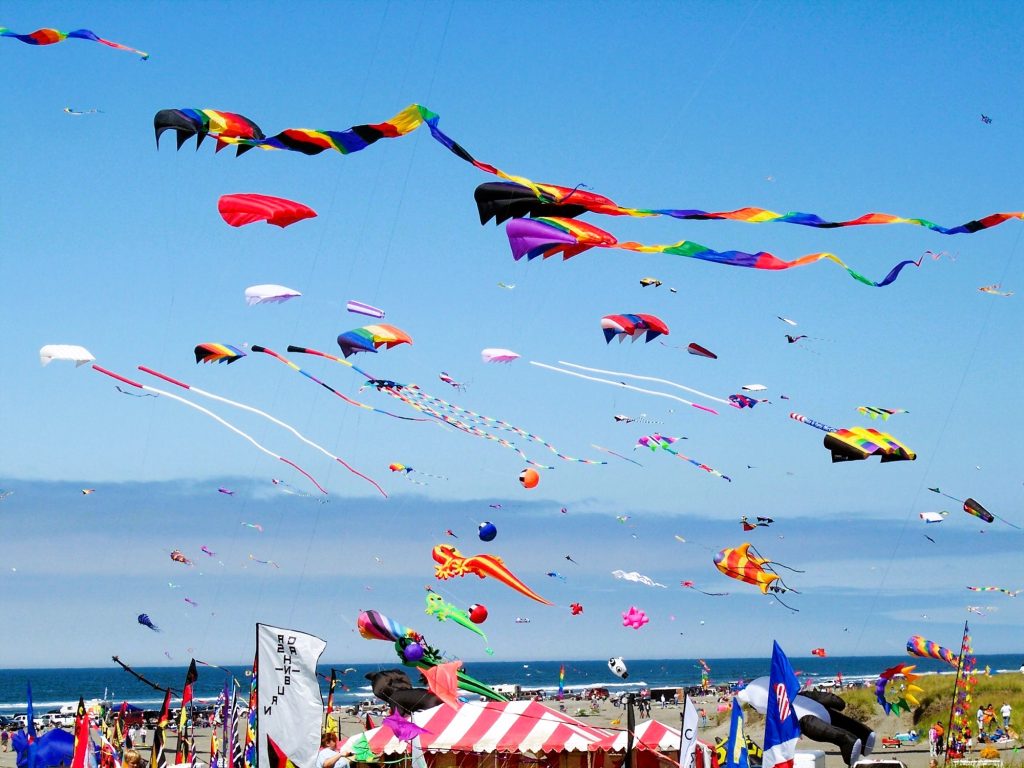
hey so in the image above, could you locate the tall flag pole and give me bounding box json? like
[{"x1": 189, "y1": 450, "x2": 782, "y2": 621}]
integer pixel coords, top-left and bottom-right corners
[
  {"x1": 944, "y1": 621, "x2": 976, "y2": 759},
  {"x1": 175, "y1": 660, "x2": 199, "y2": 764},
  {"x1": 763, "y1": 642, "x2": 801, "y2": 768},
  {"x1": 151, "y1": 689, "x2": 171, "y2": 768},
  {"x1": 725, "y1": 698, "x2": 750, "y2": 768}
]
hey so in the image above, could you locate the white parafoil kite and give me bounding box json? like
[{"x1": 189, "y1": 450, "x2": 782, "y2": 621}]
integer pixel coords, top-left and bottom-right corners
[
  {"x1": 244, "y1": 284, "x2": 302, "y2": 306},
  {"x1": 481, "y1": 348, "x2": 520, "y2": 363},
  {"x1": 39, "y1": 345, "x2": 95, "y2": 367}
]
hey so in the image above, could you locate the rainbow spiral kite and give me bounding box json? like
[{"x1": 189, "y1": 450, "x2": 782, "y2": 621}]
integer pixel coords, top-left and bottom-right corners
[
  {"x1": 1, "y1": 27, "x2": 147, "y2": 59},
  {"x1": 906, "y1": 635, "x2": 958, "y2": 667}
]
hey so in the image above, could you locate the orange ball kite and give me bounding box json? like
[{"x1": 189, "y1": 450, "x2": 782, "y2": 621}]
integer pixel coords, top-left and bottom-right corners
[{"x1": 519, "y1": 468, "x2": 539, "y2": 489}]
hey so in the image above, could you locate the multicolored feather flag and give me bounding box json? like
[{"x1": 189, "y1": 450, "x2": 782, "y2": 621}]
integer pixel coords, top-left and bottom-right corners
[{"x1": 763, "y1": 642, "x2": 801, "y2": 768}]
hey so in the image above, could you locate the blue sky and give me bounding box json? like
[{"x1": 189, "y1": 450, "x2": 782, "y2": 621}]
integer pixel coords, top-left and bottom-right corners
[{"x1": 1, "y1": 0, "x2": 1022, "y2": 667}]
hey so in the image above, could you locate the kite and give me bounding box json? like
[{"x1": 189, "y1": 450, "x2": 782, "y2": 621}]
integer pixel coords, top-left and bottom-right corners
[
  {"x1": 636, "y1": 434, "x2": 731, "y2": 481},
  {"x1": 194, "y1": 343, "x2": 246, "y2": 364},
  {"x1": 94, "y1": 365, "x2": 328, "y2": 493},
  {"x1": 356, "y1": 610, "x2": 507, "y2": 701},
  {"x1": 244, "y1": 284, "x2": 302, "y2": 306},
  {"x1": 337, "y1": 325, "x2": 412, "y2": 358},
  {"x1": 432, "y1": 544, "x2": 553, "y2": 605},
  {"x1": 906, "y1": 636, "x2": 958, "y2": 667},
  {"x1": 39, "y1": 344, "x2": 94, "y2": 367},
  {"x1": 81, "y1": 489, "x2": 96, "y2": 495},
  {"x1": 608, "y1": 657, "x2": 629, "y2": 679},
  {"x1": 481, "y1": 348, "x2": 520, "y2": 363},
  {"x1": 63, "y1": 107, "x2": 102, "y2": 116},
  {"x1": 218, "y1": 487, "x2": 234, "y2": 496},
  {"x1": 590, "y1": 444, "x2": 643, "y2": 466},
  {"x1": 640, "y1": 277, "x2": 662, "y2": 287},
  {"x1": 714, "y1": 542, "x2": 801, "y2": 609},
  {"x1": 154, "y1": 109, "x2": 263, "y2": 154},
  {"x1": 477, "y1": 522, "x2": 497, "y2": 541},
  {"x1": 468, "y1": 604, "x2": 487, "y2": 623},
  {"x1": 506, "y1": 217, "x2": 926, "y2": 288},
  {"x1": 497, "y1": 282, "x2": 516, "y2": 290},
  {"x1": 601, "y1": 313, "x2": 670, "y2": 343},
  {"x1": 519, "y1": 468, "x2": 540, "y2": 488},
  {"x1": 740, "y1": 515, "x2": 774, "y2": 531},
  {"x1": 729, "y1": 394, "x2": 758, "y2": 409},
  {"x1": 389, "y1": 463, "x2": 446, "y2": 483},
  {"x1": 981, "y1": 114, "x2": 993, "y2": 124},
  {"x1": 874, "y1": 664, "x2": 922, "y2": 716},
  {"x1": 346, "y1": 300, "x2": 386, "y2": 319},
  {"x1": 137, "y1": 614, "x2": 160, "y2": 632},
  {"x1": 688, "y1": 342, "x2": 717, "y2": 359},
  {"x1": 966, "y1": 586, "x2": 1020, "y2": 597},
  {"x1": 565, "y1": 554, "x2": 579, "y2": 565},
  {"x1": 613, "y1": 414, "x2": 659, "y2": 424},
  {"x1": 164, "y1": 102, "x2": 1024, "y2": 244},
  {"x1": 533, "y1": 360, "x2": 727, "y2": 414},
  {"x1": 241, "y1": 522, "x2": 263, "y2": 531},
  {"x1": 570, "y1": 603, "x2": 583, "y2": 615},
  {"x1": 919, "y1": 511, "x2": 948, "y2": 524},
  {"x1": 445, "y1": 529, "x2": 458, "y2": 538},
  {"x1": 979, "y1": 284, "x2": 1013, "y2": 297},
  {"x1": 680, "y1": 581, "x2": 728, "y2": 596},
  {"x1": 252, "y1": 345, "x2": 425, "y2": 424},
  {"x1": 742, "y1": 384, "x2": 767, "y2": 392},
  {"x1": 622, "y1": 606, "x2": 649, "y2": 629},
  {"x1": 170, "y1": 550, "x2": 192, "y2": 566},
  {"x1": 514, "y1": 617, "x2": 531, "y2": 623},
  {"x1": 200, "y1": 546, "x2": 216, "y2": 557},
  {"x1": 438, "y1": 372, "x2": 465, "y2": 390},
  {"x1": 928, "y1": 488, "x2": 1020, "y2": 528},
  {"x1": 218, "y1": 194, "x2": 316, "y2": 228},
  {"x1": 790, "y1": 413, "x2": 916, "y2": 462},
  {"x1": 777, "y1": 317, "x2": 798, "y2": 326},
  {"x1": 138, "y1": 365, "x2": 384, "y2": 495},
  {"x1": 789, "y1": 412, "x2": 838, "y2": 432},
  {"x1": 248, "y1": 554, "x2": 280, "y2": 569},
  {"x1": 811, "y1": 648, "x2": 827, "y2": 657},
  {"x1": 611, "y1": 570, "x2": 667, "y2": 588},
  {"x1": 184, "y1": 598, "x2": 198, "y2": 608},
  {"x1": 857, "y1": 406, "x2": 908, "y2": 421},
  {"x1": 1, "y1": 27, "x2": 148, "y2": 58},
  {"x1": 424, "y1": 592, "x2": 491, "y2": 653},
  {"x1": 785, "y1": 335, "x2": 808, "y2": 344},
  {"x1": 546, "y1": 571, "x2": 567, "y2": 581},
  {"x1": 381, "y1": 712, "x2": 431, "y2": 742}
]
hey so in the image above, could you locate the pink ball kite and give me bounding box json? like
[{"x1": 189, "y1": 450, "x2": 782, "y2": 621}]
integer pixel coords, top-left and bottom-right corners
[{"x1": 621, "y1": 606, "x2": 649, "y2": 629}]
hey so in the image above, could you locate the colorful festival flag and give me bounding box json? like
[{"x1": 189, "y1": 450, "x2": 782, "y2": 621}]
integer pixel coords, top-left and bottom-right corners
[
  {"x1": 725, "y1": 698, "x2": 749, "y2": 768},
  {"x1": 763, "y1": 642, "x2": 801, "y2": 768}
]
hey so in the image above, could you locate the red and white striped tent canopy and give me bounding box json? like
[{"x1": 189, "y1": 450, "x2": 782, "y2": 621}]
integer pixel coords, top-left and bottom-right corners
[
  {"x1": 339, "y1": 701, "x2": 613, "y2": 755},
  {"x1": 593, "y1": 720, "x2": 686, "y2": 752}
]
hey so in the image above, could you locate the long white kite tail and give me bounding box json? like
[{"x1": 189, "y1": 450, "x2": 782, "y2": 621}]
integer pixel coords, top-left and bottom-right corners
[{"x1": 92, "y1": 365, "x2": 327, "y2": 495}]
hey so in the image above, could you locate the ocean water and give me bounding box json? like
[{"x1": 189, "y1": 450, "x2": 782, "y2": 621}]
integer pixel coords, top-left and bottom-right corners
[{"x1": 2, "y1": 655, "x2": 1020, "y2": 715}]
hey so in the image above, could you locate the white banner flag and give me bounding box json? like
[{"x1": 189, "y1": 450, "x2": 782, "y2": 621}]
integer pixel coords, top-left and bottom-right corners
[
  {"x1": 257, "y1": 624, "x2": 327, "y2": 768},
  {"x1": 680, "y1": 696, "x2": 700, "y2": 768}
]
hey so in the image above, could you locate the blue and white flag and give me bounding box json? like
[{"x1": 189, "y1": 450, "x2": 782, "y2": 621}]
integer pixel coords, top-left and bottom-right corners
[
  {"x1": 725, "y1": 698, "x2": 749, "y2": 768},
  {"x1": 763, "y1": 641, "x2": 802, "y2": 768}
]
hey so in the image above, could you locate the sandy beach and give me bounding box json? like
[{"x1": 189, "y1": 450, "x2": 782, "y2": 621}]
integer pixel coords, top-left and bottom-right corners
[{"x1": 2, "y1": 691, "x2": 1016, "y2": 768}]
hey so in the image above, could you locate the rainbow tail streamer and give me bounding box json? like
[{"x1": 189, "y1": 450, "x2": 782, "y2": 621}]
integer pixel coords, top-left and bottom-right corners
[
  {"x1": 507, "y1": 217, "x2": 924, "y2": 287},
  {"x1": 1, "y1": 27, "x2": 148, "y2": 59},
  {"x1": 190, "y1": 103, "x2": 1024, "y2": 239},
  {"x1": 92, "y1": 365, "x2": 326, "y2": 494},
  {"x1": 137, "y1": 366, "x2": 386, "y2": 498}
]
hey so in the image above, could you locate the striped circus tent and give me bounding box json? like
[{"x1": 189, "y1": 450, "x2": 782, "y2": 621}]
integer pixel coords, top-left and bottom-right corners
[
  {"x1": 340, "y1": 701, "x2": 613, "y2": 756},
  {"x1": 593, "y1": 720, "x2": 713, "y2": 768}
]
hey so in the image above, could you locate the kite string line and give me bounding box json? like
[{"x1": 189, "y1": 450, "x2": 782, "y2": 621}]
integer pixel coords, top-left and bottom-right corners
[
  {"x1": 556, "y1": 361, "x2": 730, "y2": 405},
  {"x1": 92, "y1": 365, "x2": 326, "y2": 494},
  {"x1": 138, "y1": 366, "x2": 386, "y2": 498},
  {"x1": 851, "y1": 225, "x2": 1024, "y2": 651},
  {"x1": 531, "y1": 361, "x2": 701, "y2": 409}
]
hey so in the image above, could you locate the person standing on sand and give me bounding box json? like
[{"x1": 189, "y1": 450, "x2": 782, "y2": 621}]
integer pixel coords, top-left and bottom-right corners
[
  {"x1": 928, "y1": 724, "x2": 938, "y2": 757},
  {"x1": 984, "y1": 704, "x2": 995, "y2": 732},
  {"x1": 1000, "y1": 702, "x2": 1011, "y2": 728}
]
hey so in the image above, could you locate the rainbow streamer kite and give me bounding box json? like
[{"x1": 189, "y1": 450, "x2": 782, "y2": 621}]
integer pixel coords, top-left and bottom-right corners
[
  {"x1": 906, "y1": 635, "x2": 958, "y2": 667},
  {"x1": 1, "y1": 26, "x2": 148, "y2": 59},
  {"x1": 966, "y1": 586, "x2": 1020, "y2": 597},
  {"x1": 155, "y1": 104, "x2": 1024, "y2": 240},
  {"x1": 507, "y1": 217, "x2": 924, "y2": 288}
]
